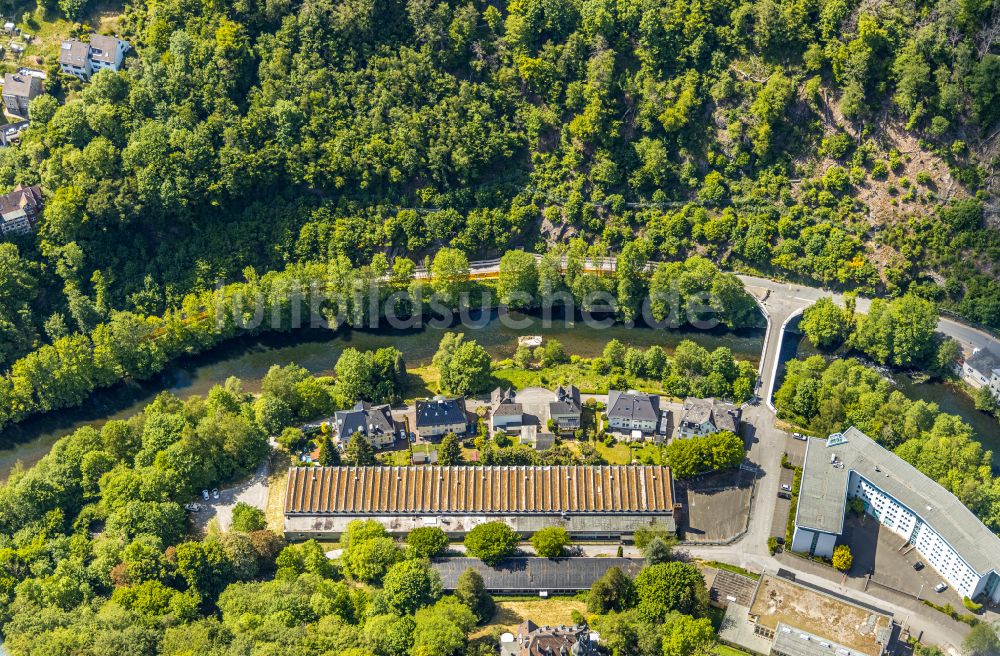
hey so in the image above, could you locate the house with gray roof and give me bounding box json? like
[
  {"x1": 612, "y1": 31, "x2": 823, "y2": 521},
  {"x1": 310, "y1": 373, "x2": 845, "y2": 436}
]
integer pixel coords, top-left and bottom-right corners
[
  {"x1": 792, "y1": 427, "x2": 1000, "y2": 603},
  {"x1": 499, "y1": 620, "x2": 602, "y2": 656},
  {"x1": 59, "y1": 35, "x2": 129, "y2": 81},
  {"x1": 2, "y1": 73, "x2": 42, "y2": 117},
  {"x1": 490, "y1": 386, "x2": 523, "y2": 433},
  {"x1": 678, "y1": 397, "x2": 741, "y2": 438},
  {"x1": 414, "y1": 396, "x2": 470, "y2": 440},
  {"x1": 606, "y1": 390, "x2": 661, "y2": 436},
  {"x1": 961, "y1": 347, "x2": 1000, "y2": 401},
  {"x1": 334, "y1": 401, "x2": 401, "y2": 449},
  {"x1": 549, "y1": 384, "x2": 582, "y2": 433}
]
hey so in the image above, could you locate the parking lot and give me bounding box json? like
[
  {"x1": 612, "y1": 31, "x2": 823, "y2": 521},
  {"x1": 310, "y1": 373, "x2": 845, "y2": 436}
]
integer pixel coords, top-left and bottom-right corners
[
  {"x1": 783, "y1": 432, "x2": 807, "y2": 467},
  {"x1": 678, "y1": 468, "x2": 754, "y2": 543},
  {"x1": 840, "y1": 513, "x2": 963, "y2": 604},
  {"x1": 769, "y1": 465, "x2": 796, "y2": 542}
]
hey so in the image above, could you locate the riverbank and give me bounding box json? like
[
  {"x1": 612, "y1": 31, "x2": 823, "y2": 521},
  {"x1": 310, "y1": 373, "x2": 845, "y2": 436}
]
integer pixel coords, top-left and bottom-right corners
[
  {"x1": 0, "y1": 311, "x2": 764, "y2": 479},
  {"x1": 775, "y1": 315, "x2": 1000, "y2": 466}
]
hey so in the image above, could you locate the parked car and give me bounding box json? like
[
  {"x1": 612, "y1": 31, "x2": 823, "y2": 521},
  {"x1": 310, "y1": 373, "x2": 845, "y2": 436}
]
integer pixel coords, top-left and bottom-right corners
[
  {"x1": 934, "y1": 582, "x2": 948, "y2": 593},
  {"x1": 913, "y1": 561, "x2": 925, "y2": 571},
  {"x1": 792, "y1": 432, "x2": 807, "y2": 441},
  {"x1": 184, "y1": 503, "x2": 202, "y2": 512},
  {"x1": 778, "y1": 491, "x2": 792, "y2": 500},
  {"x1": 211, "y1": 488, "x2": 220, "y2": 500},
  {"x1": 202, "y1": 489, "x2": 210, "y2": 501},
  {"x1": 781, "y1": 483, "x2": 792, "y2": 491}
]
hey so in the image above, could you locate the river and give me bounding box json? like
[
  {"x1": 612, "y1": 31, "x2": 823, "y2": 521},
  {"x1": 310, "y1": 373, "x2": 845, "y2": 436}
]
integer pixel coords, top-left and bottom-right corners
[
  {"x1": 0, "y1": 311, "x2": 765, "y2": 479},
  {"x1": 777, "y1": 316, "x2": 1000, "y2": 466}
]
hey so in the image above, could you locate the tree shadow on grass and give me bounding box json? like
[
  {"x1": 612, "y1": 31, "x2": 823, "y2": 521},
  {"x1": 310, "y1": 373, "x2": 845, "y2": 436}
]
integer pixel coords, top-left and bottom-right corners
[{"x1": 488, "y1": 604, "x2": 524, "y2": 627}]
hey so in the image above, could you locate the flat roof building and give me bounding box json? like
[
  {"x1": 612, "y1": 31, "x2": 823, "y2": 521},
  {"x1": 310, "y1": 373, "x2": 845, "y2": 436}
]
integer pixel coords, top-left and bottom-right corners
[
  {"x1": 283, "y1": 465, "x2": 676, "y2": 540},
  {"x1": 433, "y1": 557, "x2": 643, "y2": 593},
  {"x1": 718, "y1": 574, "x2": 894, "y2": 656},
  {"x1": 792, "y1": 427, "x2": 1000, "y2": 603}
]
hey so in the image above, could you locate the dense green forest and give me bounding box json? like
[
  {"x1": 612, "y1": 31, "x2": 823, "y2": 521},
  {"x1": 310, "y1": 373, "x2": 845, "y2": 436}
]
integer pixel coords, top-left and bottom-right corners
[{"x1": 1, "y1": 0, "x2": 999, "y2": 377}]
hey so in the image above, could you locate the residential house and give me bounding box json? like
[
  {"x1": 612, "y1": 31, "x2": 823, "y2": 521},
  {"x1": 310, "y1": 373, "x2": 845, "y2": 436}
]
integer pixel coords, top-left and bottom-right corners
[
  {"x1": 606, "y1": 390, "x2": 661, "y2": 436},
  {"x1": 548, "y1": 384, "x2": 582, "y2": 434},
  {"x1": 677, "y1": 397, "x2": 741, "y2": 438},
  {"x1": 2, "y1": 73, "x2": 42, "y2": 117},
  {"x1": 961, "y1": 347, "x2": 1000, "y2": 401},
  {"x1": 58, "y1": 40, "x2": 90, "y2": 80},
  {"x1": 490, "y1": 386, "x2": 523, "y2": 433},
  {"x1": 334, "y1": 401, "x2": 401, "y2": 449},
  {"x1": 500, "y1": 622, "x2": 600, "y2": 656},
  {"x1": 59, "y1": 35, "x2": 129, "y2": 81},
  {"x1": 0, "y1": 184, "x2": 43, "y2": 235},
  {"x1": 414, "y1": 396, "x2": 469, "y2": 440}
]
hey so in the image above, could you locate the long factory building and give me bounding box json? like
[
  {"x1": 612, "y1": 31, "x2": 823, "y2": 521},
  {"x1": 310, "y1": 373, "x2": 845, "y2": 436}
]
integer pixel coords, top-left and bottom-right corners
[{"x1": 283, "y1": 465, "x2": 677, "y2": 540}]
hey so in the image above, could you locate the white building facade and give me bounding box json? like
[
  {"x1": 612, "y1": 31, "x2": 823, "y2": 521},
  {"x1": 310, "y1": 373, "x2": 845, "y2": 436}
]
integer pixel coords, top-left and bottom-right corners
[
  {"x1": 792, "y1": 428, "x2": 1000, "y2": 603},
  {"x1": 961, "y1": 348, "x2": 1000, "y2": 401}
]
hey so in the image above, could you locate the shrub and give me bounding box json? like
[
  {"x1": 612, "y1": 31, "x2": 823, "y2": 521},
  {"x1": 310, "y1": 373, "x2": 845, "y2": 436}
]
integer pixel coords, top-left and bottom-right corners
[
  {"x1": 406, "y1": 526, "x2": 450, "y2": 558},
  {"x1": 464, "y1": 522, "x2": 517, "y2": 566},
  {"x1": 230, "y1": 502, "x2": 267, "y2": 533},
  {"x1": 530, "y1": 527, "x2": 570, "y2": 558},
  {"x1": 962, "y1": 597, "x2": 983, "y2": 613},
  {"x1": 832, "y1": 545, "x2": 853, "y2": 572}
]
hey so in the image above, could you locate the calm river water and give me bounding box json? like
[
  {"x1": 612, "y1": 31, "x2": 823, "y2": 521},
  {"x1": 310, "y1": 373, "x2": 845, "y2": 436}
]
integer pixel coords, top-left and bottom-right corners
[
  {"x1": 0, "y1": 311, "x2": 765, "y2": 479},
  {"x1": 778, "y1": 317, "x2": 1000, "y2": 466}
]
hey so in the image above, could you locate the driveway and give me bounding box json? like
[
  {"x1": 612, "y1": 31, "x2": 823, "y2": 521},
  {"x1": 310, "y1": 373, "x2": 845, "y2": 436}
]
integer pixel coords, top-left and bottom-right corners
[{"x1": 192, "y1": 442, "x2": 274, "y2": 533}]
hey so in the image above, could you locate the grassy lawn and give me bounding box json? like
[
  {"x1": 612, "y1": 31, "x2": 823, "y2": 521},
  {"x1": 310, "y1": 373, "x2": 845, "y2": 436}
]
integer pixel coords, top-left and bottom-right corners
[
  {"x1": 631, "y1": 442, "x2": 664, "y2": 464},
  {"x1": 264, "y1": 450, "x2": 291, "y2": 532},
  {"x1": 377, "y1": 450, "x2": 411, "y2": 466},
  {"x1": 493, "y1": 360, "x2": 665, "y2": 395},
  {"x1": 471, "y1": 598, "x2": 588, "y2": 639},
  {"x1": 404, "y1": 367, "x2": 436, "y2": 400},
  {"x1": 595, "y1": 440, "x2": 632, "y2": 464},
  {"x1": 713, "y1": 643, "x2": 754, "y2": 656}
]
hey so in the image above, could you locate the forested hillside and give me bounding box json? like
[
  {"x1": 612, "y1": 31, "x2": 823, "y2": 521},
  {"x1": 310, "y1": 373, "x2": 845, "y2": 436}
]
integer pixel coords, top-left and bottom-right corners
[{"x1": 1, "y1": 0, "x2": 999, "y2": 369}]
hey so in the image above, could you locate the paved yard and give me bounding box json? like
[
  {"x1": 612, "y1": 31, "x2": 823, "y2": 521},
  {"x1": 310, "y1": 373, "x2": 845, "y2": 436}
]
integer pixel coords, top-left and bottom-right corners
[
  {"x1": 783, "y1": 434, "x2": 807, "y2": 467},
  {"x1": 678, "y1": 469, "x2": 754, "y2": 543},
  {"x1": 841, "y1": 514, "x2": 965, "y2": 605},
  {"x1": 192, "y1": 449, "x2": 273, "y2": 533},
  {"x1": 512, "y1": 386, "x2": 553, "y2": 428}
]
